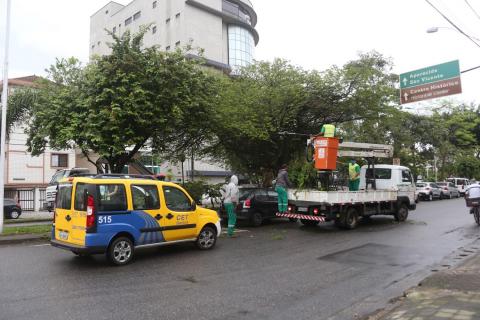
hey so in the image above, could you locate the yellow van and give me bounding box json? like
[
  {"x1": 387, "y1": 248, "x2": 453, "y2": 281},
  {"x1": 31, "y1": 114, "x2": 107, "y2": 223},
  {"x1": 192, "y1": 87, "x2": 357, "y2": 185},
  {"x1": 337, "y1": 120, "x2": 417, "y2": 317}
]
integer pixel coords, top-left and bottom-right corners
[{"x1": 51, "y1": 174, "x2": 221, "y2": 265}]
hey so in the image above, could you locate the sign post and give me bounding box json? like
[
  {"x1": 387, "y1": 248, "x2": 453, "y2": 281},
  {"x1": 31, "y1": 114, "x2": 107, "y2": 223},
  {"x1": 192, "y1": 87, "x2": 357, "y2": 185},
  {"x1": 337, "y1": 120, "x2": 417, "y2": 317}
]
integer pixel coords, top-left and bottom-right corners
[{"x1": 400, "y1": 60, "x2": 462, "y2": 104}]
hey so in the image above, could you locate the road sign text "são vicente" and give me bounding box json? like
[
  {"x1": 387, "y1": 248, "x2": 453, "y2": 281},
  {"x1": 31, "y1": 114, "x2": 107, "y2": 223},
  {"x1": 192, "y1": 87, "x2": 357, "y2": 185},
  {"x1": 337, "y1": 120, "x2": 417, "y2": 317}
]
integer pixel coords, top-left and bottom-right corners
[{"x1": 400, "y1": 60, "x2": 462, "y2": 104}]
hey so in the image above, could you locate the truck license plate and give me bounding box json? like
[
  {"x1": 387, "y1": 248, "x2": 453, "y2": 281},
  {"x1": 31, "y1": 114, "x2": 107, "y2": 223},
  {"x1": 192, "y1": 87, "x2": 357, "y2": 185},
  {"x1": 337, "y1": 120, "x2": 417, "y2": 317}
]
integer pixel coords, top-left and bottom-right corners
[
  {"x1": 298, "y1": 207, "x2": 308, "y2": 213},
  {"x1": 59, "y1": 231, "x2": 69, "y2": 240}
]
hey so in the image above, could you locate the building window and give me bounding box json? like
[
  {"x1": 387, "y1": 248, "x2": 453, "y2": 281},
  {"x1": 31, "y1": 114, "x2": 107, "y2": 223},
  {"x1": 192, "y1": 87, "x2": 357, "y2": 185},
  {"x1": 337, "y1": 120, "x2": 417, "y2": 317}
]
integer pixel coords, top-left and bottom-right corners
[
  {"x1": 51, "y1": 154, "x2": 68, "y2": 168},
  {"x1": 222, "y1": 0, "x2": 252, "y2": 25},
  {"x1": 125, "y1": 17, "x2": 132, "y2": 26},
  {"x1": 113, "y1": 26, "x2": 116, "y2": 34},
  {"x1": 152, "y1": 1, "x2": 157, "y2": 8},
  {"x1": 228, "y1": 26, "x2": 255, "y2": 72},
  {"x1": 175, "y1": 41, "x2": 180, "y2": 47},
  {"x1": 166, "y1": 46, "x2": 171, "y2": 51},
  {"x1": 166, "y1": 18, "x2": 170, "y2": 24},
  {"x1": 152, "y1": 25, "x2": 157, "y2": 34},
  {"x1": 175, "y1": 13, "x2": 181, "y2": 18},
  {"x1": 133, "y1": 11, "x2": 141, "y2": 21}
]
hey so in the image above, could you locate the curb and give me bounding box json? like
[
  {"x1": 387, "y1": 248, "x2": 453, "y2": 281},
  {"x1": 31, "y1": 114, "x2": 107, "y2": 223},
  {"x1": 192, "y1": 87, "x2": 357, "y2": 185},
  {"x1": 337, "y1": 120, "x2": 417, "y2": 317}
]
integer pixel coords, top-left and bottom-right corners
[
  {"x1": 0, "y1": 233, "x2": 50, "y2": 245},
  {"x1": 5, "y1": 218, "x2": 52, "y2": 225}
]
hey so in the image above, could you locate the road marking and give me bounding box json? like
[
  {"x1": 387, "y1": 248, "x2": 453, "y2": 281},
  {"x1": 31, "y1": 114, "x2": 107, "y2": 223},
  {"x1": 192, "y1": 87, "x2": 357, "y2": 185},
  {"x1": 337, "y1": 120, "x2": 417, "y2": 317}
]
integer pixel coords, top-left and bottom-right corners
[{"x1": 30, "y1": 244, "x2": 50, "y2": 247}]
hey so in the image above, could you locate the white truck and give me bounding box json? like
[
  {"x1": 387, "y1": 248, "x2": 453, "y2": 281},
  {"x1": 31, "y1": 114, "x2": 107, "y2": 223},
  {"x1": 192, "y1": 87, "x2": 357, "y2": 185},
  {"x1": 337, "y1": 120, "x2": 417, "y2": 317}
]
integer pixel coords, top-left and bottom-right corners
[
  {"x1": 279, "y1": 165, "x2": 417, "y2": 229},
  {"x1": 45, "y1": 168, "x2": 90, "y2": 211},
  {"x1": 277, "y1": 141, "x2": 417, "y2": 229}
]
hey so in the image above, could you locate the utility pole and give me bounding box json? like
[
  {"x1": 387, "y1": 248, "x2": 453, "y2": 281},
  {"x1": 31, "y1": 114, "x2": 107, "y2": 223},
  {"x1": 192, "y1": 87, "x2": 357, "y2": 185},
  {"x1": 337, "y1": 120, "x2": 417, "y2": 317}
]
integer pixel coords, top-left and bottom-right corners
[{"x1": 0, "y1": 0, "x2": 12, "y2": 233}]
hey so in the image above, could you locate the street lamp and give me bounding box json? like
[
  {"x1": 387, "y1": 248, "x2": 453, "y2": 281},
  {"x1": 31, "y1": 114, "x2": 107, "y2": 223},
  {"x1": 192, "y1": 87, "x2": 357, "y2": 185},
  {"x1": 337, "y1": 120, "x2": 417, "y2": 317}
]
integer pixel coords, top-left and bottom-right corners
[{"x1": 426, "y1": 26, "x2": 480, "y2": 43}]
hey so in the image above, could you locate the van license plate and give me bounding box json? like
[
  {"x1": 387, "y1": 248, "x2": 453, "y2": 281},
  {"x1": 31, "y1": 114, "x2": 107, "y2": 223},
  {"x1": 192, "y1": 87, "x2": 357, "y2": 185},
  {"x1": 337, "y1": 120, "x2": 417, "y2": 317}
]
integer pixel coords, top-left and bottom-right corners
[
  {"x1": 298, "y1": 207, "x2": 308, "y2": 212},
  {"x1": 59, "y1": 231, "x2": 69, "y2": 240}
]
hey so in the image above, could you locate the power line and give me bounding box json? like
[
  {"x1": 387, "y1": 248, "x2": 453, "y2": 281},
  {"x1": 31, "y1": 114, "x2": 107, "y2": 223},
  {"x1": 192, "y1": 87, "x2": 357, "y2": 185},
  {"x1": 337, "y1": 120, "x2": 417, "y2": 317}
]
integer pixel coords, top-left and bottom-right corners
[
  {"x1": 464, "y1": 0, "x2": 480, "y2": 21},
  {"x1": 424, "y1": 0, "x2": 480, "y2": 49}
]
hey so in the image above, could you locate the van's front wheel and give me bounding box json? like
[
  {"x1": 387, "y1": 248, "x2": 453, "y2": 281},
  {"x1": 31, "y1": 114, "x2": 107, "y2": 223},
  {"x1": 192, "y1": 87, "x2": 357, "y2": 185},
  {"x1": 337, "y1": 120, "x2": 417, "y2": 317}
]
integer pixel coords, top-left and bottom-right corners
[
  {"x1": 196, "y1": 226, "x2": 217, "y2": 250},
  {"x1": 107, "y1": 237, "x2": 134, "y2": 266}
]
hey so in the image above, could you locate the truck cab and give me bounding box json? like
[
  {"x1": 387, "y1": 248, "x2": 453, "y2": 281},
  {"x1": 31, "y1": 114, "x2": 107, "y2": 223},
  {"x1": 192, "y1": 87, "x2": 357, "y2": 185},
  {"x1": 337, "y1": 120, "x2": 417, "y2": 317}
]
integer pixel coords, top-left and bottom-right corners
[{"x1": 360, "y1": 164, "x2": 416, "y2": 208}]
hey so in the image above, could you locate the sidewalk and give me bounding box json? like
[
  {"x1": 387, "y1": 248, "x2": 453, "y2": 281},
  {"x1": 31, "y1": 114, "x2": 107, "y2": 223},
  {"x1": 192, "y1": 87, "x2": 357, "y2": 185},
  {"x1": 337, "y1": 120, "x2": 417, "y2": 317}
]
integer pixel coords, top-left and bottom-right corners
[{"x1": 368, "y1": 246, "x2": 480, "y2": 320}]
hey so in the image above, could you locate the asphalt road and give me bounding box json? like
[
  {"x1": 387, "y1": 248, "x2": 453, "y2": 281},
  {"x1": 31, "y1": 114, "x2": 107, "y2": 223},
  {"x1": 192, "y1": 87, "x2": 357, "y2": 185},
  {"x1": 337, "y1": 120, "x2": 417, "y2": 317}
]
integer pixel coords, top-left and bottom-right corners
[{"x1": 1, "y1": 198, "x2": 479, "y2": 320}]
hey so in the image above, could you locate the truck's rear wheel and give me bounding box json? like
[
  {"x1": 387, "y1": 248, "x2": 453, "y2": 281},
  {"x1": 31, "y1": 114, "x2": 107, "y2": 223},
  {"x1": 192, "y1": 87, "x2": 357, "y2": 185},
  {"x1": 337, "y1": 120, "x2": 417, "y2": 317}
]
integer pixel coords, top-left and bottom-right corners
[
  {"x1": 343, "y1": 207, "x2": 359, "y2": 229},
  {"x1": 300, "y1": 219, "x2": 319, "y2": 227},
  {"x1": 394, "y1": 204, "x2": 409, "y2": 222}
]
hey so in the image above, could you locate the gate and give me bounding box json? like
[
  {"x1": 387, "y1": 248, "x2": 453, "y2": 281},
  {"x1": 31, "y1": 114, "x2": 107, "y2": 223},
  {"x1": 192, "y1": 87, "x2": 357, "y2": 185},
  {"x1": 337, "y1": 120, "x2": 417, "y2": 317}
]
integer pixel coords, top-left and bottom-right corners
[
  {"x1": 39, "y1": 189, "x2": 47, "y2": 211},
  {"x1": 4, "y1": 189, "x2": 35, "y2": 211}
]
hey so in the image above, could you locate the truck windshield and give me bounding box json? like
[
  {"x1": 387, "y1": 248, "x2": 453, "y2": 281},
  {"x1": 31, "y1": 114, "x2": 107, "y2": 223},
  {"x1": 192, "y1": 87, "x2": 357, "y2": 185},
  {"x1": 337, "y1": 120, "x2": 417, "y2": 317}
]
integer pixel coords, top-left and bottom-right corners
[{"x1": 49, "y1": 171, "x2": 67, "y2": 185}]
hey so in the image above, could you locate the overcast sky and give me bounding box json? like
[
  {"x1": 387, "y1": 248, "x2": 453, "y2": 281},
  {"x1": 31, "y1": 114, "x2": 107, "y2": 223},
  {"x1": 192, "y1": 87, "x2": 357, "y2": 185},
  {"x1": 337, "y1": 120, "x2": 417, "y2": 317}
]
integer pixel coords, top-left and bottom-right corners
[{"x1": 1, "y1": 0, "x2": 479, "y2": 109}]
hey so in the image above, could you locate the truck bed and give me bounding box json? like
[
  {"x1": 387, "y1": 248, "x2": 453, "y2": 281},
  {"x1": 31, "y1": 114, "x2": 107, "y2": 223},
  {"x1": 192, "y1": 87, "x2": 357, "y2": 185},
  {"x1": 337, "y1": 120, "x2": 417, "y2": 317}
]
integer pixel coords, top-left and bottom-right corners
[{"x1": 288, "y1": 189, "x2": 397, "y2": 205}]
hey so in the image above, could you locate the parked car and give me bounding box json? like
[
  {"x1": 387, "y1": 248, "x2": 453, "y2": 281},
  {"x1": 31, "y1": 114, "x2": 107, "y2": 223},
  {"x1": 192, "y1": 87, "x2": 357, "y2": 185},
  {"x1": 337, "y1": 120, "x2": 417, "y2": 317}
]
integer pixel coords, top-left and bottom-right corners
[
  {"x1": 4, "y1": 198, "x2": 22, "y2": 219},
  {"x1": 446, "y1": 177, "x2": 470, "y2": 196},
  {"x1": 437, "y1": 182, "x2": 460, "y2": 199},
  {"x1": 416, "y1": 182, "x2": 442, "y2": 201},
  {"x1": 220, "y1": 187, "x2": 283, "y2": 227}
]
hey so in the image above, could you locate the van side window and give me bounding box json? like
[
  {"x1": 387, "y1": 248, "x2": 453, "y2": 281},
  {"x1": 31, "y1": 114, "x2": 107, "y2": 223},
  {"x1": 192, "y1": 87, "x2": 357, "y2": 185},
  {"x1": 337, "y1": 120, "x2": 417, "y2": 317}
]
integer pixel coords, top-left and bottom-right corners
[
  {"x1": 163, "y1": 186, "x2": 193, "y2": 211},
  {"x1": 131, "y1": 185, "x2": 160, "y2": 210},
  {"x1": 402, "y1": 170, "x2": 413, "y2": 183},
  {"x1": 97, "y1": 184, "x2": 127, "y2": 212},
  {"x1": 74, "y1": 183, "x2": 89, "y2": 211},
  {"x1": 56, "y1": 184, "x2": 72, "y2": 209}
]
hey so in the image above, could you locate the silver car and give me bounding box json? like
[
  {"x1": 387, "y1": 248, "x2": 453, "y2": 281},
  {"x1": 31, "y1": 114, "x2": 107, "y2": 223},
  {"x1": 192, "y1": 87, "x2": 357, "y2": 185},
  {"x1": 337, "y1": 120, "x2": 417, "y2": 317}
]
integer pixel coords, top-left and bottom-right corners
[
  {"x1": 416, "y1": 182, "x2": 442, "y2": 201},
  {"x1": 437, "y1": 182, "x2": 460, "y2": 199}
]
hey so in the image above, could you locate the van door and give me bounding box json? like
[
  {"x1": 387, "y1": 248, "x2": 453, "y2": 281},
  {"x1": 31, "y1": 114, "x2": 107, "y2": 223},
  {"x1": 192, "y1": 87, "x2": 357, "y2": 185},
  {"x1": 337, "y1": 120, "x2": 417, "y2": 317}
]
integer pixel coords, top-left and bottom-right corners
[
  {"x1": 159, "y1": 185, "x2": 198, "y2": 241},
  {"x1": 130, "y1": 184, "x2": 165, "y2": 245},
  {"x1": 54, "y1": 182, "x2": 87, "y2": 246}
]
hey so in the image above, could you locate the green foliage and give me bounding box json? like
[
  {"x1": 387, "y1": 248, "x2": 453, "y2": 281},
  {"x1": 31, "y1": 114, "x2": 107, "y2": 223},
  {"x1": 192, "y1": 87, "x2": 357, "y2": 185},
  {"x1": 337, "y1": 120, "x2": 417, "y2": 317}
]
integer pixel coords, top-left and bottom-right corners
[
  {"x1": 182, "y1": 180, "x2": 224, "y2": 204},
  {"x1": 287, "y1": 157, "x2": 317, "y2": 189},
  {"x1": 210, "y1": 52, "x2": 400, "y2": 184},
  {"x1": 18, "y1": 28, "x2": 219, "y2": 173}
]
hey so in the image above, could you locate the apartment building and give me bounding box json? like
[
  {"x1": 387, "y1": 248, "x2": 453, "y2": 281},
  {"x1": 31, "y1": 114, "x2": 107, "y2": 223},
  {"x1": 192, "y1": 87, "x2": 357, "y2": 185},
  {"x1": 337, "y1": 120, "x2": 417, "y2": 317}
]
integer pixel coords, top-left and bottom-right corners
[{"x1": 90, "y1": 0, "x2": 259, "y2": 182}]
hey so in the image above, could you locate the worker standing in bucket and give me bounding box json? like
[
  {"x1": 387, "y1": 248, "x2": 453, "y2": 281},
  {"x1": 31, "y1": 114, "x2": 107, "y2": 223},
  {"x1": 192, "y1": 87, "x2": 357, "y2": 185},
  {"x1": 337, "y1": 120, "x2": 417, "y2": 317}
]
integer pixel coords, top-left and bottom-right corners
[
  {"x1": 319, "y1": 123, "x2": 337, "y2": 138},
  {"x1": 349, "y1": 159, "x2": 361, "y2": 191}
]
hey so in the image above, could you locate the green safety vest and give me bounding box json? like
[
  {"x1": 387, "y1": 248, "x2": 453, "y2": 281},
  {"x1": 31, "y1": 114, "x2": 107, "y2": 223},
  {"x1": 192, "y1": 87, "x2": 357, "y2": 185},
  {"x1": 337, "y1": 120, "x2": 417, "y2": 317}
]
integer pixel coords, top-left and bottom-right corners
[
  {"x1": 349, "y1": 163, "x2": 360, "y2": 180},
  {"x1": 322, "y1": 124, "x2": 336, "y2": 138}
]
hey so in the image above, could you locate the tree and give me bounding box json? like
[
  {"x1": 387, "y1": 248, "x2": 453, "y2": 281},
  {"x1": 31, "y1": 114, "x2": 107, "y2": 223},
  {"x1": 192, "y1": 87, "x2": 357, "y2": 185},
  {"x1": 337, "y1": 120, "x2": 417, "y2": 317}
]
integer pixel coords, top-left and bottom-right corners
[{"x1": 20, "y1": 29, "x2": 219, "y2": 173}]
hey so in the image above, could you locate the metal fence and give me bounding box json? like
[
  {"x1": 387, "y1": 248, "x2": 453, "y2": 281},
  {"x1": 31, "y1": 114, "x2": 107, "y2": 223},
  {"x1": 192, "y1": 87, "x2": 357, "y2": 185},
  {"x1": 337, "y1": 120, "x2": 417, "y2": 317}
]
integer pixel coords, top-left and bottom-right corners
[{"x1": 5, "y1": 189, "x2": 35, "y2": 211}]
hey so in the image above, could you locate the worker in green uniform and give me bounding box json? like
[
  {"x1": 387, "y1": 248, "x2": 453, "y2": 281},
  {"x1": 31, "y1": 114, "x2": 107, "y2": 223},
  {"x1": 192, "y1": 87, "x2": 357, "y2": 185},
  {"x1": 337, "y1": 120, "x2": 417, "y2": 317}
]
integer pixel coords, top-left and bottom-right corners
[
  {"x1": 348, "y1": 159, "x2": 361, "y2": 191},
  {"x1": 319, "y1": 124, "x2": 337, "y2": 138}
]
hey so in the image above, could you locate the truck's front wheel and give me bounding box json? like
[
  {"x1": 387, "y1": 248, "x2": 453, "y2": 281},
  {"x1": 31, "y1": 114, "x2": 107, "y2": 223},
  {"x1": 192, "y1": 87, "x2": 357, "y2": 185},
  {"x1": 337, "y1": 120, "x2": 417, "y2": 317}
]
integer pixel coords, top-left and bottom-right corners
[{"x1": 394, "y1": 204, "x2": 409, "y2": 222}]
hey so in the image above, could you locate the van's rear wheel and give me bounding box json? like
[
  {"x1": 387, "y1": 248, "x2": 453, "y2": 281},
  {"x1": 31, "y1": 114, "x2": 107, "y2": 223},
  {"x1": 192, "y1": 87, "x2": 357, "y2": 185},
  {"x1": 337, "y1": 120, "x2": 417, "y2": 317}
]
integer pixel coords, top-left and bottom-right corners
[
  {"x1": 394, "y1": 204, "x2": 409, "y2": 222},
  {"x1": 107, "y1": 237, "x2": 134, "y2": 266}
]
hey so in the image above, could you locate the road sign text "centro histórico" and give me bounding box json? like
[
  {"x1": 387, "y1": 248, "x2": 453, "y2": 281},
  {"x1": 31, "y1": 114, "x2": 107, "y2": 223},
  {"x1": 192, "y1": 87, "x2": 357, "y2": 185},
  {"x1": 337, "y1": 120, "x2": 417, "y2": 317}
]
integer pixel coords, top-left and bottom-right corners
[{"x1": 400, "y1": 60, "x2": 462, "y2": 104}]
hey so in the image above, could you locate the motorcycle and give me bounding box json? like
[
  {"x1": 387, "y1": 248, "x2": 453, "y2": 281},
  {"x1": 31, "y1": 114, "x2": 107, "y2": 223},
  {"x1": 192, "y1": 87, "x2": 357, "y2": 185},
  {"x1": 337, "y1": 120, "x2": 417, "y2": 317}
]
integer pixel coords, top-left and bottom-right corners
[{"x1": 466, "y1": 187, "x2": 480, "y2": 226}]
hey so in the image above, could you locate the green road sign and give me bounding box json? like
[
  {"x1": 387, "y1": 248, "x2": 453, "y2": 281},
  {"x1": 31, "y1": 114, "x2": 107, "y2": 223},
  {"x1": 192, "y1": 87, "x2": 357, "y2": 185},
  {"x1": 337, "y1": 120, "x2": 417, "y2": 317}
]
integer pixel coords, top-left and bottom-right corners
[{"x1": 400, "y1": 60, "x2": 460, "y2": 89}]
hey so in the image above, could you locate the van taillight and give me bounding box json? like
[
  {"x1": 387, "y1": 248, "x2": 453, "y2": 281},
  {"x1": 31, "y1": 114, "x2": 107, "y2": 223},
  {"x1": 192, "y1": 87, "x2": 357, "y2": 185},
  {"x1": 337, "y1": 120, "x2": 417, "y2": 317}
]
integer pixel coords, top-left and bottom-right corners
[
  {"x1": 86, "y1": 195, "x2": 95, "y2": 228},
  {"x1": 243, "y1": 198, "x2": 251, "y2": 209}
]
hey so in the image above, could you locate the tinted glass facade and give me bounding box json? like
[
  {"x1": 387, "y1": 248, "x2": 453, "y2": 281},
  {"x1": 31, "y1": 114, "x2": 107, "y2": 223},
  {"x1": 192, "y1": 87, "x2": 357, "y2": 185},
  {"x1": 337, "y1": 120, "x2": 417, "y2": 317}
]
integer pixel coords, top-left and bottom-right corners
[{"x1": 228, "y1": 25, "x2": 254, "y2": 71}]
